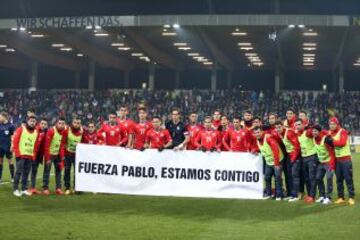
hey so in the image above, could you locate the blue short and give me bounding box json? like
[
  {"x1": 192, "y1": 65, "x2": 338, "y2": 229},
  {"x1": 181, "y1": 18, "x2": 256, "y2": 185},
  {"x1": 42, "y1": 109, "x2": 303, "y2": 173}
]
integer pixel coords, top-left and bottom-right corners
[{"x1": 0, "y1": 148, "x2": 12, "y2": 159}]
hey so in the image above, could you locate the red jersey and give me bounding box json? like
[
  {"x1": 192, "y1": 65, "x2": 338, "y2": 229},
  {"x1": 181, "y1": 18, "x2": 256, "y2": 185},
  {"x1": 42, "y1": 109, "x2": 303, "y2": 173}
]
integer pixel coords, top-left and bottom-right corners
[
  {"x1": 195, "y1": 129, "x2": 221, "y2": 151},
  {"x1": 98, "y1": 123, "x2": 127, "y2": 146},
  {"x1": 35, "y1": 129, "x2": 47, "y2": 158},
  {"x1": 133, "y1": 121, "x2": 153, "y2": 150},
  {"x1": 246, "y1": 128, "x2": 259, "y2": 153},
  {"x1": 145, "y1": 129, "x2": 172, "y2": 149},
  {"x1": 117, "y1": 118, "x2": 135, "y2": 133},
  {"x1": 212, "y1": 119, "x2": 221, "y2": 130},
  {"x1": 82, "y1": 130, "x2": 102, "y2": 145},
  {"x1": 223, "y1": 128, "x2": 249, "y2": 152},
  {"x1": 186, "y1": 123, "x2": 203, "y2": 150}
]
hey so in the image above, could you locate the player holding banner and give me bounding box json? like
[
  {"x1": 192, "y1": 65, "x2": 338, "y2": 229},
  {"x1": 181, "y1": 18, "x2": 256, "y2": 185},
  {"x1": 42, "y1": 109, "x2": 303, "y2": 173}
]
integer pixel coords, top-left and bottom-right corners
[
  {"x1": 145, "y1": 116, "x2": 173, "y2": 150},
  {"x1": 195, "y1": 116, "x2": 222, "y2": 152}
]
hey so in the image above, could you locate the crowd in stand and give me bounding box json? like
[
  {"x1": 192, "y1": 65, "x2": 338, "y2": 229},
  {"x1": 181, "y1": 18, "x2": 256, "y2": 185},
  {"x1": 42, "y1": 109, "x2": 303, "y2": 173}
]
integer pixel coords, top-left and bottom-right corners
[{"x1": 1, "y1": 89, "x2": 359, "y2": 134}]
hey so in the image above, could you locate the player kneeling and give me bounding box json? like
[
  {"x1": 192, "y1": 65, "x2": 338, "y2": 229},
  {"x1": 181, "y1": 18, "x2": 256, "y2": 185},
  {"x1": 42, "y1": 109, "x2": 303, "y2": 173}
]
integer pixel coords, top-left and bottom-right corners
[{"x1": 253, "y1": 126, "x2": 284, "y2": 200}]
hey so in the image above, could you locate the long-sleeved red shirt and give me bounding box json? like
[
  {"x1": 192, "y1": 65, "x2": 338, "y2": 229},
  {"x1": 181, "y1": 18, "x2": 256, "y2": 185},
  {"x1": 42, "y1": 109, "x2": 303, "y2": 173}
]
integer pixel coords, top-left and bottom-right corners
[
  {"x1": 295, "y1": 128, "x2": 313, "y2": 138},
  {"x1": 222, "y1": 128, "x2": 249, "y2": 152},
  {"x1": 246, "y1": 128, "x2": 259, "y2": 153},
  {"x1": 314, "y1": 132, "x2": 336, "y2": 170},
  {"x1": 284, "y1": 115, "x2": 296, "y2": 129},
  {"x1": 44, "y1": 126, "x2": 67, "y2": 161},
  {"x1": 116, "y1": 118, "x2": 135, "y2": 145},
  {"x1": 35, "y1": 126, "x2": 47, "y2": 159},
  {"x1": 186, "y1": 123, "x2": 203, "y2": 150},
  {"x1": 98, "y1": 123, "x2": 128, "y2": 146},
  {"x1": 257, "y1": 134, "x2": 281, "y2": 166},
  {"x1": 195, "y1": 129, "x2": 221, "y2": 151},
  {"x1": 330, "y1": 127, "x2": 351, "y2": 160},
  {"x1": 12, "y1": 125, "x2": 42, "y2": 160},
  {"x1": 277, "y1": 128, "x2": 301, "y2": 162}
]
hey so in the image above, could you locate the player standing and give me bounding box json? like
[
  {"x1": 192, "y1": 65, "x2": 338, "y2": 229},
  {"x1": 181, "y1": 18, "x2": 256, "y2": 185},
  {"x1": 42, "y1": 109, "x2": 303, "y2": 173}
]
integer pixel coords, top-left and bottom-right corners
[
  {"x1": 43, "y1": 117, "x2": 66, "y2": 195},
  {"x1": 253, "y1": 126, "x2": 284, "y2": 200},
  {"x1": 98, "y1": 112, "x2": 128, "y2": 146},
  {"x1": 0, "y1": 112, "x2": 15, "y2": 184},
  {"x1": 274, "y1": 121, "x2": 301, "y2": 201},
  {"x1": 328, "y1": 117, "x2": 355, "y2": 205},
  {"x1": 185, "y1": 112, "x2": 203, "y2": 150},
  {"x1": 117, "y1": 105, "x2": 135, "y2": 148},
  {"x1": 12, "y1": 116, "x2": 40, "y2": 197},
  {"x1": 145, "y1": 116, "x2": 172, "y2": 150},
  {"x1": 222, "y1": 117, "x2": 249, "y2": 152},
  {"x1": 82, "y1": 121, "x2": 102, "y2": 145},
  {"x1": 132, "y1": 107, "x2": 153, "y2": 150},
  {"x1": 211, "y1": 110, "x2": 222, "y2": 130},
  {"x1": 29, "y1": 118, "x2": 48, "y2": 194},
  {"x1": 312, "y1": 125, "x2": 335, "y2": 204},
  {"x1": 195, "y1": 116, "x2": 221, "y2": 152},
  {"x1": 165, "y1": 108, "x2": 189, "y2": 150},
  {"x1": 294, "y1": 118, "x2": 318, "y2": 203},
  {"x1": 284, "y1": 108, "x2": 296, "y2": 129},
  {"x1": 63, "y1": 117, "x2": 84, "y2": 195}
]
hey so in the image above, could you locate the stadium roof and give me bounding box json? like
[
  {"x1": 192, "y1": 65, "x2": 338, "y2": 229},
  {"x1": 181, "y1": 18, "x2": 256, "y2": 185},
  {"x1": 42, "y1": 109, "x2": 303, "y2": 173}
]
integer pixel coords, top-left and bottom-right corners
[{"x1": 0, "y1": 15, "x2": 360, "y2": 72}]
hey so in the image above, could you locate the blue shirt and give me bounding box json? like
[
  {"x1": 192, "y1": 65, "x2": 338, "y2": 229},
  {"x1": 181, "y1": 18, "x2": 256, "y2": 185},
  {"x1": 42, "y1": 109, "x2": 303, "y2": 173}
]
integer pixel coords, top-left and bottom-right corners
[{"x1": 0, "y1": 122, "x2": 15, "y2": 149}]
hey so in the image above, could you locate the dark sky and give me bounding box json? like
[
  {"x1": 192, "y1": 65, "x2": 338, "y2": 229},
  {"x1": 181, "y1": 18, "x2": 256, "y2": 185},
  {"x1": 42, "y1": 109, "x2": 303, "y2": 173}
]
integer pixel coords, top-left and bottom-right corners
[{"x1": 1, "y1": 0, "x2": 360, "y2": 18}]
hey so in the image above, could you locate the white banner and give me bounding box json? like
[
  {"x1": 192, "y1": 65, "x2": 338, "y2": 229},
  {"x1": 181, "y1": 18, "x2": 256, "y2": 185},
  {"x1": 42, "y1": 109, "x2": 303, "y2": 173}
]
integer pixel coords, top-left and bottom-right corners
[{"x1": 75, "y1": 144, "x2": 264, "y2": 199}]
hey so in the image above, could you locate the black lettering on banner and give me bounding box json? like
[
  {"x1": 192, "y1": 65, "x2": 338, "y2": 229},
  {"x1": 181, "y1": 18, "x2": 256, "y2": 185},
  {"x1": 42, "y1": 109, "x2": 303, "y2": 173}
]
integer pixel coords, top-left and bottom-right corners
[
  {"x1": 98, "y1": 163, "x2": 104, "y2": 173},
  {"x1": 204, "y1": 169, "x2": 211, "y2": 180},
  {"x1": 161, "y1": 167, "x2": 168, "y2": 178},
  {"x1": 91, "y1": 163, "x2": 97, "y2": 174},
  {"x1": 78, "y1": 162, "x2": 85, "y2": 173},
  {"x1": 122, "y1": 165, "x2": 129, "y2": 176},
  {"x1": 214, "y1": 170, "x2": 259, "y2": 182},
  {"x1": 78, "y1": 162, "x2": 118, "y2": 176},
  {"x1": 161, "y1": 168, "x2": 212, "y2": 181}
]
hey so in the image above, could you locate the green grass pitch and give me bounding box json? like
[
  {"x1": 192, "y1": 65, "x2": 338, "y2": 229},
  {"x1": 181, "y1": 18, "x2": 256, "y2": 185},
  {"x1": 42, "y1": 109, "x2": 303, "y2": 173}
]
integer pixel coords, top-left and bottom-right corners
[{"x1": 0, "y1": 154, "x2": 359, "y2": 240}]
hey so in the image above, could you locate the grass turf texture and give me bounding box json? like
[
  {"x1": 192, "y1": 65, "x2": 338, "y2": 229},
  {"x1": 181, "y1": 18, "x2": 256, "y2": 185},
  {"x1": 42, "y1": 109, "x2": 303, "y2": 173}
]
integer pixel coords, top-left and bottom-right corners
[{"x1": 0, "y1": 155, "x2": 359, "y2": 240}]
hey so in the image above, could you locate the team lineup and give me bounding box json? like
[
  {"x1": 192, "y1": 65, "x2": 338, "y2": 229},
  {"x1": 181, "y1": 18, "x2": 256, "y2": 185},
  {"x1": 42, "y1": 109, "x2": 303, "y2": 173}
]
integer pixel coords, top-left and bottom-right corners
[{"x1": 0, "y1": 105, "x2": 354, "y2": 205}]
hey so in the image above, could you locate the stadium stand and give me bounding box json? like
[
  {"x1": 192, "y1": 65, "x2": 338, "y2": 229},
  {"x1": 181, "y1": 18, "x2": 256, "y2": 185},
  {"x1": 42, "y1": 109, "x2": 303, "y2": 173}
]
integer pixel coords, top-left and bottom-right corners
[{"x1": 1, "y1": 90, "x2": 359, "y2": 134}]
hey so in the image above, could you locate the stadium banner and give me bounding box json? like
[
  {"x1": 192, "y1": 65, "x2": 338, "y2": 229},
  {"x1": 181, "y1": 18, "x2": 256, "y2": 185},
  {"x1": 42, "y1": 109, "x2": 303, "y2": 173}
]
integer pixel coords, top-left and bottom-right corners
[{"x1": 75, "y1": 144, "x2": 264, "y2": 200}]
